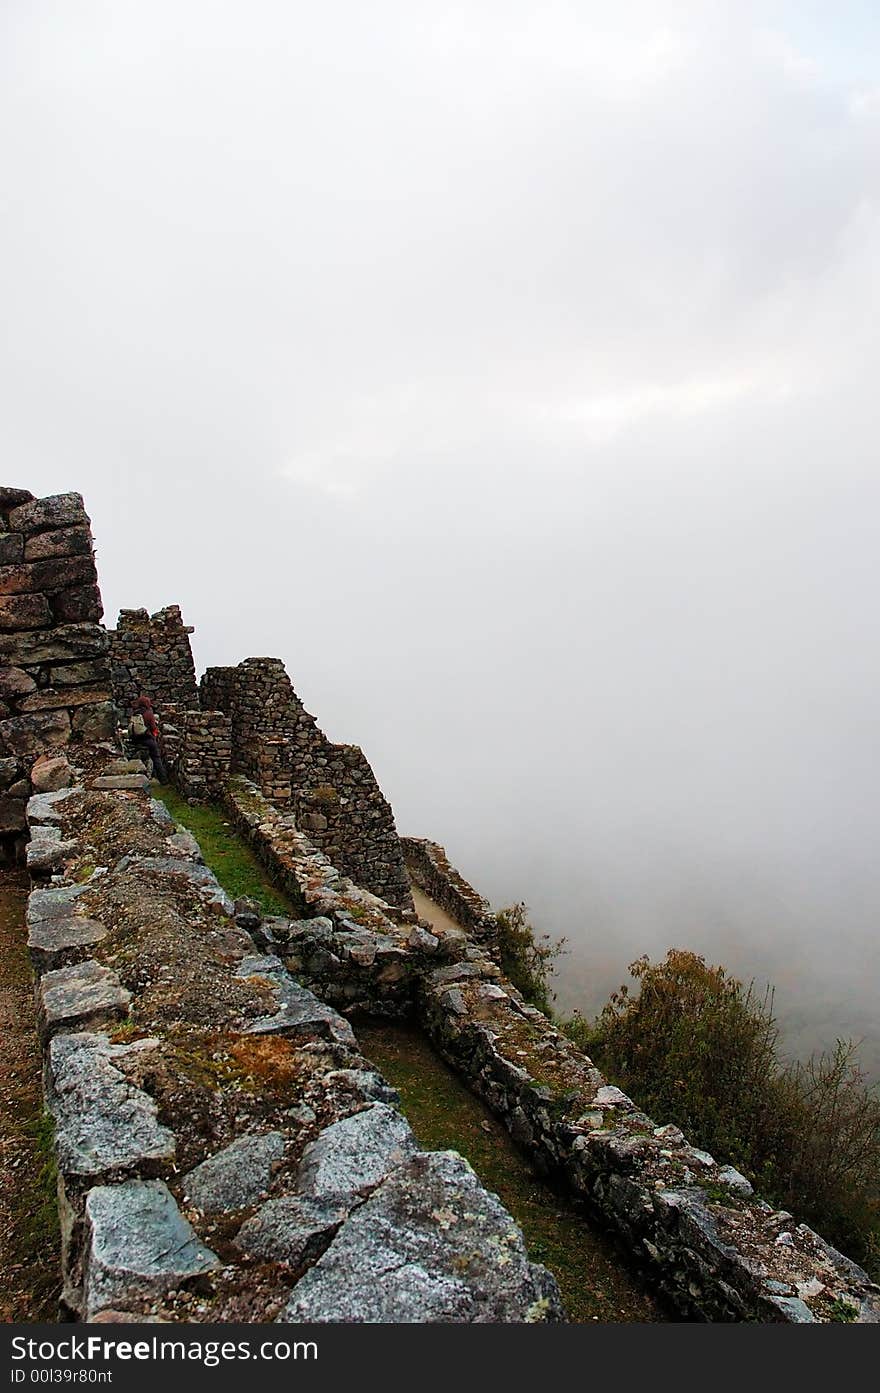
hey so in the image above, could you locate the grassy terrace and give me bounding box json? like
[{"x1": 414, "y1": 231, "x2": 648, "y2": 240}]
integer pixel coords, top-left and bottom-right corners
[
  {"x1": 151, "y1": 783, "x2": 294, "y2": 914},
  {"x1": 151, "y1": 783, "x2": 663, "y2": 1322}
]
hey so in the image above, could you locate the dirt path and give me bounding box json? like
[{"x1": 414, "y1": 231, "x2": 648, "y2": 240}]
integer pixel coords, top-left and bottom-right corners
[{"x1": 0, "y1": 868, "x2": 60, "y2": 1322}]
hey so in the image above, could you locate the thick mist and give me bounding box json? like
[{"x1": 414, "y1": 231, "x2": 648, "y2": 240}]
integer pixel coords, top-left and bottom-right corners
[{"x1": 2, "y1": 4, "x2": 878, "y2": 1076}]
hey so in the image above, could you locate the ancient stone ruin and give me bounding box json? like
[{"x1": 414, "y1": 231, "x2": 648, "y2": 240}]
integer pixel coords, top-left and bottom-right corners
[{"x1": 3, "y1": 485, "x2": 879, "y2": 1325}]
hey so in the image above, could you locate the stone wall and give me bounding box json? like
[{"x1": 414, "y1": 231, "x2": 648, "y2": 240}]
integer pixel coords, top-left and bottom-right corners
[
  {"x1": 23, "y1": 755, "x2": 560, "y2": 1324},
  {"x1": 202, "y1": 658, "x2": 413, "y2": 911},
  {"x1": 402, "y1": 836, "x2": 499, "y2": 948},
  {"x1": 0, "y1": 488, "x2": 114, "y2": 852},
  {"x1": 109, "y1": 605, "x2": 199, "y2": 715},
  {"x1": 175, "y1": 711, "x2": 232, "y2": 802},
  {"x1": 223, "y1": 777, "x2": 880, "y2": 1324}
]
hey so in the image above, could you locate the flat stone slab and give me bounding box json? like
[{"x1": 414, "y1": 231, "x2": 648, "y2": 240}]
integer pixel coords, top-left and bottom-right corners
[
  {"x1": 91, "y1": 774, "x2": 150, "y2": 791},
  {"x1": 26, "y1": 834, "x2": 80, "y2": 874},
  {"x1": 83, "y1": 1180, "x2": 219, "y2": 1320},
  {"x1": 27, "y1": 882, "x2": 90, "y2": 925},
  {"x1": 39, "y1": 960, "x2": 131, "y2": 1035},
  {"x1": 297, "y1": 1104, "x2": 416, "y2": 1202},
  {"x1": 165, "y1": 830, "x2": 202, "y2": 860},
  {"x1": 128, "y1": 857, "x2": 233, "y2": 914},
  {"x1": 280, "y1": 1150, "x2": 563, "y2": 1323},
  {"x1": 103, "y1": 760, "x2": 149, "y2": 776},
  {"x1": 47, "y1": 1033, "x2": 174, "y2": 1180},
  {"x1": 235, "y1": 1196, "x2": 347, "y2": 1266},
  {"x1": 183, "y1": 1132, "x2": 285, "y2": 1213},
  {"x1": 29, "y1": 915, "x2": 107, "y2": 972},
  {"x1": 237, "y1": 956, "x2": 356, "y2": 1047},
  {"x1": 26, "y1": 788, "x2": 77, "y2": 825}
]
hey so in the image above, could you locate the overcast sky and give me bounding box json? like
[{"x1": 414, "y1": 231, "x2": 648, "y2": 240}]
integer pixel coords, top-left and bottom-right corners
[{"x1": 2, "y1": 2, "x2": 879, "y2": 1069}]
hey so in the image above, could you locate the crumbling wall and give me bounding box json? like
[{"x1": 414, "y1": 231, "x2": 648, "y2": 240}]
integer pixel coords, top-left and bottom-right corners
[
  {"x1": 175, "y1": 711, "x2": 232, "y2": 801},
  {"x1": 0, "y1": 488, "x2": 114, "y2": 852},
  {"x1": 109, "y1": 605, "x2": 199, "y2": 714},
  {"x1": 402, "y1": 836, "x2": 498, "y2": 947},
  {"x1": 224, "y1": 777, "x2": 880, "y2": 1325},
  {"x1": 202, "y1": 658, "x2": 413, "y2": 910},
  {"x1": 24, "y1": 755, "x2": 560, "y2": 1324}
]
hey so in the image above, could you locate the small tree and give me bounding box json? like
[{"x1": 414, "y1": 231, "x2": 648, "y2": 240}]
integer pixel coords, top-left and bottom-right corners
[{"x1": 494, "y1": 902, "x2": 566, "y2": 1016}]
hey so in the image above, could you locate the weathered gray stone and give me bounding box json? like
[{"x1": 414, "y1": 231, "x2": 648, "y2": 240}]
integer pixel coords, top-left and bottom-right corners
[
  {"x1": 27, "y1": 882, "x2": 90, "y2": 923},
  {"x1": 52, "y1": 583, "x2": 102, "y2": 624},
  {"x1": 30, "y1": 753, "x2": 74, "y2": 793},
  {"x1": 717, "y1": 1165, "x2": 754, "y2": 1197},
  {"x1": 235, "y1": 1196, "x2": 347, "y2": 1266},
  {"x1": 83, "y1": 1180, "x2": 219, "y2": 1320},
  {"x1": 91, "y1": 774, "x2": 150, "y2": 791},
  {"x1": 165, "y1": 830, "x2": 201, "y2": 859},
  {"x1": 71, "y1": 701, "x2": 116, "y2": 741},
  {"x1": 127, "y1": 857, "x2": 233, "y2": 914},
  {"x1": 23, "y1": 526, "x2": 93, "y2": 562},
  {"x1": 47, "y1": 1033, "x2": 174, "y2": 1179},
  {"x1": 297, "y1": 1104, "x2": 416, "y2": 1202},
  {"x1": 28, "y1": 916, "x2": 108, "y2": 971},
  {"x1": 0, "y1": 708, "x2": 70, "y2": 754},
  {"x1": 8, "y1": 492, "x2": 88, "y2": 536},
  {"x1": 0, "y1": 665, "x2": 36, "y2": 700},
  {"x1": 0, "y1": 534, "x2": 23, "y2": 566},
  {"x1": 281, "y1": 1150, "x2": 563, "y2": 1323},
  {"x1": 183, "y1": 1132, "x2": 285, "y2": 1213},
  {"x1": 39, "y1": 960, "x2": 131, "y2": 1035},
  {"x1": 0, "y1": 623, "x2": 109, "y2": 665},
  {"x1": 26, "y1": 787, "x2": 77, "y2": 826},
  {"x1": 26, "y1": 834, "x2": 79, "y2": 874},
  {"x1": 241, "y1": 970, "x2": 356, "y2": 1048},
  {"x1": 0, "y1": 555, "x2": 96, "y2": 598}
]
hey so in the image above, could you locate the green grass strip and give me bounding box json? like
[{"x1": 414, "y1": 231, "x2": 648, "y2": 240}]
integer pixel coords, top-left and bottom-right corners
[{"x1": 151, "y1": 783, "x2": 294, "y2": 915}]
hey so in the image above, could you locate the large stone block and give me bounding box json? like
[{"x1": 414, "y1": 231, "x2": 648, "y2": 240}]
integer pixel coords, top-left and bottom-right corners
[
  {"x1": 0, "y1": 555, "x2": 96, "y2": 597},
  {"x1": 0, "y1": 593, "x2": 51, "y2": 630},
  {"x1": 39, "y1": 960, "x2": 131, "y2": 1036},
  {"x1": 0, "y1": 709, "x2": 71, "y2": 755},
  {"x1": 51, "y1": 584, "x2": 103, "y2": 624},
  {"x1": 0, "y1": 623, "x2": 109, "y2": 665},
  {"x1": 280, "y1": 1150, "x2": 563, "y2": 1323},
  {"x1": 18, "y1": 686, "x2": 111, "y2": 713},
  {"x1": 182, "y1": 1132, "x2": 285, "y2": 1213},
  {"x1": 29, "y1": 915, "x2": 108, "y2": 971},
  {"x1": 72, "y1": 702, "x2": 117, "y2": 743},
  {"x1": 296, "y1": 1104, "x2": 416, "y2": 1203},
  {"x1": 30, "y1": 753, "x2": 74, "y2": 793},
  {"x1": 7, "y1": 492, "x2": 88, "y2": 535},
  {"x1": 0, "y1": 666, "x2": 37, "y2": 701},
  {"x1": 48, "y1": 660, "x2": 111, "y2": 687},
  {"x1": 82, "y1": 1180, "x2": 218, "y2": 1320},
  {"x1": 235, "y1": 1195, "x2": 347, "y2": 1267},
  {"x1": 24, "y1": 526, "x2": 93, "y2": 561},
  {"x1": 47, "y1": 1033, "x2": 174, "y2": 1180}
]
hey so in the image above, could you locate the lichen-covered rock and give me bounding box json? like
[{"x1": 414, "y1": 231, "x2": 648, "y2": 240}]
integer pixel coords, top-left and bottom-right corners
[
  {"x1": 83, "y1": 1180, "x2": 219, "y2": 1320},
  {"x1": 28, "y1": 915, "x2": 108, "y2": 972},
  {"x1": 235, "y1": 1196, "x2": 347, "y2": 1266},
  {"x1": 30, "y1": 753, "x2": 74, "y2": 793},
  {"x1": 296, "y1": 1104, "x2": 416, "y2": 1202},
  {"x1": 183, "y1": 1132, "x2": 285, "y2": 1213},
  {"x1": 47, "y1": 1033, "x2": 174, "y2": 1180},
  {"x1": 39, "y1": 959, "x2": 131, "y2": 1035},
  {"x1": 280, "y1": 1150, "x2": 564, "y2": 1323}
]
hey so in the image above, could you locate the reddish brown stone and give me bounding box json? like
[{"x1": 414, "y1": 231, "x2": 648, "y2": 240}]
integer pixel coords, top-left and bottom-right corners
[
  {"x1": 0, "y1": 593, "x2": 51, "y2": 631},
  {"x1": 50, "y1": 584, "x2": 103, "y2": 625},
  {"x1": 0, "y1": 534, "x2": 23, "y2": 566},
  {"x1": 0, "y1": 795, "x2": 27, "y2": 833},
  {"x1": 0, "y1": 709, "x2": 71, "y2": 755},
  {"x1": 0, "y1": 555, "x2": 96, "y2": 597},
  {"x1": 0, "y1": 488, "x2": 34, "y2": 511},
  {"x1": 0, "y1": 666, "x2": 37, "y2": 701},
  {"x1": 23, "y1": 526, "x2": 93, "y2": 562}
]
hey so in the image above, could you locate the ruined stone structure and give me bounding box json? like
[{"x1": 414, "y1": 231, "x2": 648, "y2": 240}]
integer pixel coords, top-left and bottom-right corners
[
  {"x1": 8, "y1": 482, "x2": 880, "y2": 1324},
  {"x1": 201, "y1": 658, "x2": 413, "y2": 912},
  {"x1": 0, "y1": 489, "x2": 114, "y2": 855},
  {"x1": 109, "y1": 605, "x2": 199, "y2": 714}
]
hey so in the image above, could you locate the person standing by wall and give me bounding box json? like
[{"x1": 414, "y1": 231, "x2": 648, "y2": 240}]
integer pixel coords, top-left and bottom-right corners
[{"x1": 129, "y1": 694, "x2": 169, "y2": 783}]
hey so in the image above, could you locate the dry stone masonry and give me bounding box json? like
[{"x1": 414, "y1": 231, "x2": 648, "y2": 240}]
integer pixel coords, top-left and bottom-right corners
[
  {"x1": 223, "y1": 778, "x2": 880, "y2": 1324},
  {"x1": 23, "y1": 753, "x2": 561, "y2": 1324},
  {"x1": 0, "y1": 489, "x2": 113, "y2": 857},
  {"x1": 201, "y1": 658, "x2": 413, "y2": 911},
  {"x1": 109, "y1": 606, "x2": 199, "y2": 714},
  {"x1": 9, "y1": 480, "x2": 880, "y2": 1324}
]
